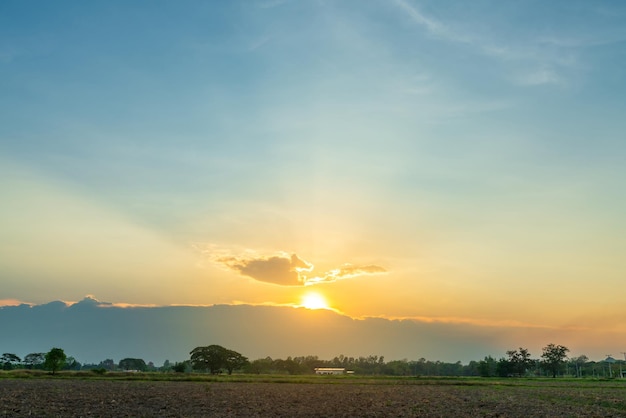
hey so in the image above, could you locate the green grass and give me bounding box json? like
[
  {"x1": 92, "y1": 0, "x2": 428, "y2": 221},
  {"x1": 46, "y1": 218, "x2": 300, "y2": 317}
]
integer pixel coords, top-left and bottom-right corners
[{"x1": 2, "y1": 369, "x2": 626, "y2": 389}]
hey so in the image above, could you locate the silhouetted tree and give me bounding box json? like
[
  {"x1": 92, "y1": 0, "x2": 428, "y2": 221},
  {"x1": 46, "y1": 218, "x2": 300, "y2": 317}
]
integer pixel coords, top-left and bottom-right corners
[
  {"x1": 99, "y1": 359, "x2": 116, "y2": 371},
  {"x1": 1, "y1": 353, "x2": 21, "y2": 370},
  {"x1": 245, "y1": 357, "x2": 273, "y2": 374},
  {"x1": 23, "y1": 353, "x2": 45, "y2": 369},
  {"x1": 44, "y1": 348, "x2": 66, "y2": 375},
  {"x1": 504, "y1": 348, "x2": 533, "y2": 377},
  {"x1": 172, "y1": 360, "x2": 189, "y2": 373},
  {"x1": 541, "y1": 343, "x2": 569, "y2": 378},
  {"x1": 223, "y1": 349, "x2": 248, "y2": 375},
  {"x1": 570, "y1": 354, "x2": 588, "y2": 378},
  {"x1": 119, "y1": 358, "x2": 147, "y2": 371},
  {"x1": 190, "y1": 345, "x2": 246, "y2": 374},
  {"x1": 63, "y1": 356, "x2": 81, "y2": 370},
  {"x1": 477, "y1": 356, "x2": 497, "y2": 377}
]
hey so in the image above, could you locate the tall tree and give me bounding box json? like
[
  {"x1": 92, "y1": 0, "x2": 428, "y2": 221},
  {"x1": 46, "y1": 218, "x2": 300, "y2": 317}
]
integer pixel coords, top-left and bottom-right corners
[
  {"x1": 570, "y1": 355, "x2": 588, "y2": 378},
  {"x1": 190, "y1": 345, "x2": 247, "y2": 375},
  {"x1": 44, "y1": 348, "x2": 67, "y2": 375},
  {"x1": 23, "y1": 353, "x2": 45, "y2": 369},
  {"x1": 1, "y1": 353, "x2": 21, "y2": 370},
  {"x1": 223, "y1": 349, "x2": 248, "y2": 375},
  {"x1": 541, "y1": 343, "x2": 569, "y2": 378},
  {"x1": 190, "y1": 345, "x2": 228, "y2": 374},
  {"x1": 477, "y1": 356, "x2": 497, "y2": 377},
  {"x1": 504, "y1": 348, "x2": 534, "y2": 377}
]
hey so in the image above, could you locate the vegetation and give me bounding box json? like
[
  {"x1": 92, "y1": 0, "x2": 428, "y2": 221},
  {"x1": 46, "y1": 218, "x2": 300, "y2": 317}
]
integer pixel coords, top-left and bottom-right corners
[
  {"x1": 118, "y1": 358, "x2": 147, "y2": 372},
  {"x1": 541, "y1": 343, "x2": 570, "y2": 378},
  {"x1": 190, "y1": 345, "x2": 248, "y2": 375},
  {"x1": 2, "y1": 342, "x2": 624, "y2": 379},
  {"x1": 1, "y1": 353, "x2": 21, "y2": 370},
  {"x1": 44, "y1": 348, "x2": 67, "y2": 375}
]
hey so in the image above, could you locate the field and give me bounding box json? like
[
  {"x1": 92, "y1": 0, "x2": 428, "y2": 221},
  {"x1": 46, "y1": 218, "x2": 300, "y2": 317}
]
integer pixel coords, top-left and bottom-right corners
[{"x1": 1, "y1": 372, "x2": 626, "y2": 417}]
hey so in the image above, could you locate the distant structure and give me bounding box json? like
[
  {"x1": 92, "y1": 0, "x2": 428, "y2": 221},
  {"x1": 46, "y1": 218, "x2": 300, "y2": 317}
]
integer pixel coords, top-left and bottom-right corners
[{"x1": 314, "y1": 367, "x2": 347, "y2": 375}]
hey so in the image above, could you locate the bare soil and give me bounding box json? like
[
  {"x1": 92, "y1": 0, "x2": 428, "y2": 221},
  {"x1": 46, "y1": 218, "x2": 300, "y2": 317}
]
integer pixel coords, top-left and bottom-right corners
[{"x1": 1, "y1": 378, "x2": 625, "y2": 417}]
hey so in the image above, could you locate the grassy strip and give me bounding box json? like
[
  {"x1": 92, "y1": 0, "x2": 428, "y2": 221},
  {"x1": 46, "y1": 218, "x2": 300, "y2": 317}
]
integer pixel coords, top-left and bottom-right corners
[{"x1": 2, "y1": 370, "x2": 626, "y2": 389}]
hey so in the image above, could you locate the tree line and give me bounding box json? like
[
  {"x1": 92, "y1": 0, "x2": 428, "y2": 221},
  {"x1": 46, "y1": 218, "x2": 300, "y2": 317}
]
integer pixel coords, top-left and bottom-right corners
[{"x1": 2, "y1": 343, "x2": 623, "y2": 378}]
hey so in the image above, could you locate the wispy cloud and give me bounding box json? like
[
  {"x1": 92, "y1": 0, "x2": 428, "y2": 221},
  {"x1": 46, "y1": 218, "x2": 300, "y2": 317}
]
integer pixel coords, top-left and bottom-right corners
[
  {"x1": 197, "y1": 245, "x2": 387, "y2": 286},
  {"x1": 390, "y1": 0, "x2": 575, "y2": 87},
  {"x1": 391, "y1": 0, "x2": 468, "y2": 43},
  {"x1": 305, "y1": 264, "x2": 387, "y2": 286}
]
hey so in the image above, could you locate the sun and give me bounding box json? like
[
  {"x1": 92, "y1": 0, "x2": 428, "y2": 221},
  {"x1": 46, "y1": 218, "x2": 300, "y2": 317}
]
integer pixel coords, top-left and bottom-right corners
[{"x1": 301, "y1": 292, "x2": 329, "y2": 310}]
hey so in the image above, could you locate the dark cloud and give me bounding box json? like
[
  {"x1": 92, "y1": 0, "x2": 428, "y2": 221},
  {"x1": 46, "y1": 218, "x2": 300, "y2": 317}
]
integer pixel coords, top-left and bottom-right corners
[{"x1": 216, "y1": 253, "x2": 313, "y2": 286}]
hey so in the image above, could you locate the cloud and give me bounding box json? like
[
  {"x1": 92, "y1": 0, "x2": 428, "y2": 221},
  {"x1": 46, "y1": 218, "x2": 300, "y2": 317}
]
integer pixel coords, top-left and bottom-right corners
[
  {"x1": 391, "y1": 0, "x2": 469, "y2": 43},
  {"x1": 198, "y1": 245, "x2": 386, "y2": 286},
  {"x1": 214, "y1": 253, "x2": 313, "y2": 286},
  {"x1": 304, "y1": 264, "x2": 387, "y2": 286},
  {"x1": 390, "y1": 0, "x2": 576, "y2": 87},
  {"x1": 0, "y1": 299, "x2": 30, "y2": 307}
]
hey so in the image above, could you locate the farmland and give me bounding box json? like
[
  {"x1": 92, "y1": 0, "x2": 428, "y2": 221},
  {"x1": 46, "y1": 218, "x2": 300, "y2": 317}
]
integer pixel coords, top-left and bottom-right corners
[{"x1": 1, "y1": 372, "x2": 625, "y2": 417}]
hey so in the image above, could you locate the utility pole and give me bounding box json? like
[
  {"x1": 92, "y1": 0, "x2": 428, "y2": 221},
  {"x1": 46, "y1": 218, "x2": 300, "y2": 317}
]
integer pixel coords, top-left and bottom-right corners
[{"x1": 606, "y1": 354, "x2": 613, "y2": 378}]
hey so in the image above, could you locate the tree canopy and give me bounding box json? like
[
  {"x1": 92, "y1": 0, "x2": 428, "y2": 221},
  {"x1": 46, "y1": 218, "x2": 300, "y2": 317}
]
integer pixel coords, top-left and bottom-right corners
[
  {"x1": 190, "y1": 345, "x2": 248, "y2": 375},
  {"x1": 1, "y1": 353, "x2": 21, "y2": 370},
  {"x1": 44, "y1": 348, "x2": 67, "y2": 375},
  {"x1": 119, "y1": 358, "x2": 147, "y2": 371},
  {"x1": 541, "y1": 343, "x2": 569, "y2": 378}
]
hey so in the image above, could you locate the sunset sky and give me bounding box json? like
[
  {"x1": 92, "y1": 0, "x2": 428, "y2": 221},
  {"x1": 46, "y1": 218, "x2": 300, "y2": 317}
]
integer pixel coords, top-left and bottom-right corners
[{"x1": 2, "y1": 1, "x2": 626, "y2": 361}]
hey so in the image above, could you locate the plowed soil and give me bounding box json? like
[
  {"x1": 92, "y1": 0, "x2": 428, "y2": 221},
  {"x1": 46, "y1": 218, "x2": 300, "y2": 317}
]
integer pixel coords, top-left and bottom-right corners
[{"x1": 1, "y1": 379, "x2": 625, "y2": 417}]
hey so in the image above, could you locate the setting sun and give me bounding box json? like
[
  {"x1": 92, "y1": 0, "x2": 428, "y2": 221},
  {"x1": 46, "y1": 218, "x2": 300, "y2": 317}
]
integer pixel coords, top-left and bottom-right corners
[{"x1": 301, "y1": 292, "x2": 329, "y2": 310}]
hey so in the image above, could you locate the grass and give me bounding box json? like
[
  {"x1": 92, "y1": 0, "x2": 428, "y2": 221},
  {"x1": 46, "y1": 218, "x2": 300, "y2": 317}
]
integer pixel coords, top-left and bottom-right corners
[{"x1": 2, "y1": 369, "x2": 626, "y2": 388}]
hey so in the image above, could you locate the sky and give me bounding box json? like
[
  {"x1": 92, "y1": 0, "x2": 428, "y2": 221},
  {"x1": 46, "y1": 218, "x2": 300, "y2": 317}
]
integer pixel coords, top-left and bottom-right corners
[{"x1": 1, "y1": 0, "x2": 626, "y2": 361}]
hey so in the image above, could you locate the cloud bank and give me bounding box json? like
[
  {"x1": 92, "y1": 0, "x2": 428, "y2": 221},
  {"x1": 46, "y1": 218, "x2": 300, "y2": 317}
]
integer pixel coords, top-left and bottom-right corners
[{"x1": 2, "y1": 297, "x2": 622, "y2": 365}]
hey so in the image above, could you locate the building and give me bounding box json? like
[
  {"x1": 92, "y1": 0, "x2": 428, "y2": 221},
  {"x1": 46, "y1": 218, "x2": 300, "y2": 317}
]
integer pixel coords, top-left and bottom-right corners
[{"x1": 314, "y1": 367, "x2": 346, "y2": 375}]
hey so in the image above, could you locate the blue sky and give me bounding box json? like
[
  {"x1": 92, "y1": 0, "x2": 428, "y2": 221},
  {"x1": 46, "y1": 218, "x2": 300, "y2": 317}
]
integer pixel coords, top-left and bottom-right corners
[{"x1": 1, "y1": 0, "x2": 626, "y2": 358}]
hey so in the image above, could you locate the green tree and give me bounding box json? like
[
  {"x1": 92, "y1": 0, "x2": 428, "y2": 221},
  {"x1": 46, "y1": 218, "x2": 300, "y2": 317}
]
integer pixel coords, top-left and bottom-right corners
[
  {"x1": 190, "y1": 345, "x2": 247, "y2": 375},
  {"x1": 477, "y1": 356, "x2": 497, "y2": 377},
  {"x1": 44, "y1": 348, "x2": 67, "y2": 375},
  {"x1": 541, "y1": 343, "x2": 569, "y2": 378},
  {"x1": 190, "y1": 345, "x2": 228, "y2": 374},
  {"x1": 1, "y1": 353, "x2": 21, "y2": 370},
  {"x1": 570, "y1": 354, "x2": 588, "y2": 378},
  {"x1": 505, "y1": 348, "x2": 533, "y2": 377},
  {"x1": 223, "y1": 349, "x2": 249, "y2": 375},
  {"x1": 63, "y1": 356, "x2": 81, "y2": 370},
  {"x1": 23, "y1": 353, "x2": 45, "y2": 369},
  {"x1": 99, "y1": 359, "x2": 116, "y2": 371},
  {"x1": 245, "y1": 357, "x2": 274, "y2": 374},
  {"x1": 118, "y1": 358, "x2": 147, "y2": 371},
  {"x1": 172, "y1": 360, "x2": 189, "y2": 373}
]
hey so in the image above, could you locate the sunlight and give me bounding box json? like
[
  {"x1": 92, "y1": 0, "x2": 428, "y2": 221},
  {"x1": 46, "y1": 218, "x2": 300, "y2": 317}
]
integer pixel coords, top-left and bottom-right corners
[{"x1": 301, "y1": 292, "x2": 329, "y2": 310}]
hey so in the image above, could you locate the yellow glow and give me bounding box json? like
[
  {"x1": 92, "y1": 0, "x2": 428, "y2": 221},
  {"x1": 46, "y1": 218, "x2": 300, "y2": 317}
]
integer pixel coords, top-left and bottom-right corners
[{"x1": 301, "y1": 292, "x2": 329, "y2": 310}]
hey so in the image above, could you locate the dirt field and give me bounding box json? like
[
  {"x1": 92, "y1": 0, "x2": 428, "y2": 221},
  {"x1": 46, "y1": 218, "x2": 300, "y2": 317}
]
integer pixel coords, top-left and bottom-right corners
[{"x1": 1, "y1": 378, "x2": 626, "y2": 417}]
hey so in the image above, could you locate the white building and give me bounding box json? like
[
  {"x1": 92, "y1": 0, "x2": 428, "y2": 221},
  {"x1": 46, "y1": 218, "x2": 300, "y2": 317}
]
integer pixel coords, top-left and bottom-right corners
[{"x1": 314, "y1": 367, "x2": 346, "y2": 375}]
